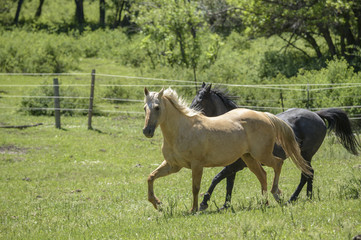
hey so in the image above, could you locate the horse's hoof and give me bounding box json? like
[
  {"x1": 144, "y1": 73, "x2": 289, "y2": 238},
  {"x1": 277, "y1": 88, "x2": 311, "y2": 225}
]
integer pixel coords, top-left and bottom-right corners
[
  {"x1": 199, "y1": 203, "x2": 208, "y2": 211},
  {"x1": 219, "y1": 205, "x2": 229, "y2": 211},
  {"x1": 149, "y1": 198, "x2": 162, "y2": 210},
  {"x1": 189, "y1": 208, "x2": 198, "y2": 213}
]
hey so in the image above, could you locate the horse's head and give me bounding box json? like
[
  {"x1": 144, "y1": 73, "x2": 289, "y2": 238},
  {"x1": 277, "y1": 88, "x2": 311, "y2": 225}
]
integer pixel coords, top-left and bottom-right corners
[
  {"x1": 190, "y1": 82, "x2": 238, "y2": 117},
  {"x1": 190, "y1": 82, "x2": 213, "y2": 115},
  {"x1": 143, "y1": 88, "x2": 165, "y2": 138}
]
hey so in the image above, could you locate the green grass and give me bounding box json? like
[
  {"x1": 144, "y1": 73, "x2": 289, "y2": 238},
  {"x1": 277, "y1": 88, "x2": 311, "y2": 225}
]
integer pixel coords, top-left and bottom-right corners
[
  {"x1": 1, "y1": 60, "x2": 361, "y2": 239},
  {"x1": 1, "y1": 105, "x2": 361, "y2": 239}
]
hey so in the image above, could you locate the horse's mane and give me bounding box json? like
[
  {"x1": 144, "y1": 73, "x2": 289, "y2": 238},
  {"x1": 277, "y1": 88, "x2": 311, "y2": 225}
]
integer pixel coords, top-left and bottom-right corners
[
  {"x1": 211, "y1": 86, "x2": 239, "y2": 110},
  {"x1": 163, "y1": 88, "x2": 201, "y2": 117}
]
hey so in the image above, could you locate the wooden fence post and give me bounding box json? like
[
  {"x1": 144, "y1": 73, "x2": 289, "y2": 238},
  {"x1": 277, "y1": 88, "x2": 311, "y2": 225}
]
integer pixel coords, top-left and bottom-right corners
[
  {"x1": 280, "y1": 91, "x2": 284, "y2": 112},
  {"x1": 306, "y1": 83, "x2": 310, "y2": 109},
  {"x1": 53, "y1": 78, "x2": 61, "y2": 129},
  {"x1": 88, "y1": 69, "x2": 96, "y2": 130}
]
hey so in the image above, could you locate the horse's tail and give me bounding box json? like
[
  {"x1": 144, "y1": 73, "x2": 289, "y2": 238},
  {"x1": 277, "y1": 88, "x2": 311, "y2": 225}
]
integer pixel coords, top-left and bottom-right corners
[
  {"x1": 265, "y1": 113, "x2": 312, "y2": 176},
  {"x1": 316, "y1": 108, "x2": 361, "y2": 155}
]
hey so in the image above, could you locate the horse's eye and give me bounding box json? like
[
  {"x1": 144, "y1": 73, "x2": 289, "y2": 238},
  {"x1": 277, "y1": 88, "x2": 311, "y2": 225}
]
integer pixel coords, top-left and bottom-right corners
[{"x1": 155, "y1": 106, "x2": 160, "y2": 111}]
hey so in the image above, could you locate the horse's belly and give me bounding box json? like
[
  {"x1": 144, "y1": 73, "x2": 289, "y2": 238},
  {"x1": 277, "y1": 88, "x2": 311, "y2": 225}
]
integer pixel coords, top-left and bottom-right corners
[{"x1": 202, "y1": 131, "x2": 248, "y2": 167}]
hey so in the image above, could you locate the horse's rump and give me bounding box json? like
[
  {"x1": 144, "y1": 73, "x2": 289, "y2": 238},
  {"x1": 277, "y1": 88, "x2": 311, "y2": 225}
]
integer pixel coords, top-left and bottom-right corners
[{"x1": 265, "y1": 113, "x2": 312, "y2": 176}]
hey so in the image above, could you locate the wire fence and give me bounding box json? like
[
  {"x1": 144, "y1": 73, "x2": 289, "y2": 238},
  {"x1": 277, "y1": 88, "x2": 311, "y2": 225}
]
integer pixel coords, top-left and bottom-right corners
[{"x1": 1, "y1": 71, "x2": 361, "y2": 123}]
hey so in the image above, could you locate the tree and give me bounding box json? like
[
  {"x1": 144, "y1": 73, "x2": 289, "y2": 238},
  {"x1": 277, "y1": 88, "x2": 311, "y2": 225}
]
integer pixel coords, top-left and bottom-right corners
[
  {"x1": 99, "y1": 0, "x2": 106, "y2": 27},
  {"x1": 136, "y1": 0, "x2": 222, "y2": 89},
  {"x1": 111, "y1": 0, "x2": 132, "y2": 28},
  {"x1": 13, "y1": 0, "x2": 24, "y2": 24},
  {"x1": 74, "y1": 0, "x2": 85, "y2": 25},
  {"x1": 35, "y1": 0, "x2": 45, "y2": 18},
  {"x1": 198, "y1": 0, "x2": 243, "y2": 36},
  {"x1": 228, "y1": 0, "x2": 361, "y2": 59}
]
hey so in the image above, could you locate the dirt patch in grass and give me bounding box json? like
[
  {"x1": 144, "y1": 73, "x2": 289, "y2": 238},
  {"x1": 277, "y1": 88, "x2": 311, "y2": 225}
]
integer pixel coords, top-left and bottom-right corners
[{"x1": 0, "y1": 145, "x2": 28, "y2": 155}]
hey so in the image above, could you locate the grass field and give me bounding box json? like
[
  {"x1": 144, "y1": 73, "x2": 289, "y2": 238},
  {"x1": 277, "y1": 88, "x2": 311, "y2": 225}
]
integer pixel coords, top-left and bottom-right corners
[{"x1": 1, "y1": 62, "x2": 361, "y2": 239}]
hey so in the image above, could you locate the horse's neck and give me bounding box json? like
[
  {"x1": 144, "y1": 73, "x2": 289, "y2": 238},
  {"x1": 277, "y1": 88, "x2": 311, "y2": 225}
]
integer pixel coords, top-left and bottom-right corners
[
  {"x1": 212, "y1": 94, "x2": 230, "y2": 115},
  {"x1": 160, "y1": 99, "x2": 193, "y2": 145}
]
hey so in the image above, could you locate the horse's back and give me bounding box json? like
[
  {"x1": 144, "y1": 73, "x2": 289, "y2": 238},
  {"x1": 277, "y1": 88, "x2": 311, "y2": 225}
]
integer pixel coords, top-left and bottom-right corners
[
  {"x1": 208, "y1": 108, "x2": 276, "y2": 149},
  {"x1": 196, "y1": 108, "x2": 275, "y2": 167}
]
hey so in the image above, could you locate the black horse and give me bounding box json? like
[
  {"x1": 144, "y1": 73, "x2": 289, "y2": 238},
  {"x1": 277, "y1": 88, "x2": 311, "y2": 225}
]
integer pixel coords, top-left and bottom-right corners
[{"x1": 190, "y1": 83, "x2": 361, "y2": 210}]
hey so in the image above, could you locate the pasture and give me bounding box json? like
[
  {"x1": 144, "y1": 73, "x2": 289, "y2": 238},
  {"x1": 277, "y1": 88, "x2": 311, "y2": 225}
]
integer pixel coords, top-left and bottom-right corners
[
  {"x1": 2, "y1": 0, "x2": 361, "y2": 238},
  {"x1": 1, "y1": 81, "x2": 361, "y2": 239}
]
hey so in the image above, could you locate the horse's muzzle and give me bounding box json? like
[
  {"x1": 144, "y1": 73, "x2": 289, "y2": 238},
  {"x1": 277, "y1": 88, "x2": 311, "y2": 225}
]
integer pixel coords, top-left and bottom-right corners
[{"x1": 143, "y1": 126, "x2": 155, "y2": 138}]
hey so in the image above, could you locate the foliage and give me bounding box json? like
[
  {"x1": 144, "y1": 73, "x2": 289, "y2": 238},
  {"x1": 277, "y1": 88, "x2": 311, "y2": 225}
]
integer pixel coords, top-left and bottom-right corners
[
  {"x1": 103, "y1": 82, "x2": 129, "y2": 104},
  {"x1": 134, "y1": 0, "x2": 224, "y2": 86},
  {"x1": 198, "y1": 0, "x2": 244, "y2": 36},
  {"x1": 228, "y1": 0, "x2": 361, "y2": 62},
  {"x1": 0, "y1": 28, "x2": 147, "y2": 72},
  {"x1": 258, "y1": 51, "x2": 324, "y2": 79},
  {"x1": 135, "y1": 0, "x2": 204, "y2": 68},
  {"x1": 0, "y1": 30, "x2": 81, "y2": 73},
  {"x1": 282, "y1": 58, "x2": 361, "y2": 115},
  {"x1": 20, "y1": 81, "x2": 97, "y2": 116}
]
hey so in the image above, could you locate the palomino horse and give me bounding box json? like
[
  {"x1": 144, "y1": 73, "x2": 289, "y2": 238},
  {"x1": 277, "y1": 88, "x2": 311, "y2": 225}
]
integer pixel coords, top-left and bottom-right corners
[
  {"x1": 190, "y1": 83, "x2": 361, "y2": 210},
  {"x1": 143, "y1": 87, "x2": 311, "y2": 212}
]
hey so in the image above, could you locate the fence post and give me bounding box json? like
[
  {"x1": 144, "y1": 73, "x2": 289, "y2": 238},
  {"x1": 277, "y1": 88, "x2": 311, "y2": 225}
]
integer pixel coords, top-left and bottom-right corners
[
  {"x1": 306, "y1": 83, "x2": 310, "y2": 109},
  {"x1": 53, "y1": 78, "x2": 61, "y2": 129},
  {"x1": 88, "y1": 69, "x2": 96, "y2": 130},
  {"x1": 280, "y1": 91, "x2": 284, "y2": 112}
]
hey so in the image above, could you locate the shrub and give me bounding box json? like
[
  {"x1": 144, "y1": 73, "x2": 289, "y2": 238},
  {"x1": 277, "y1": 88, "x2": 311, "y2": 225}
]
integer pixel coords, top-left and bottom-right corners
[
  {"x1": 103, "y1": 82, "x2": 130, "y2": 104},
  {"x1": 20, "y1": 81, "x2": 99, "y2": 116},
  {"x1": 0, "y1": 30, "x2": 81, "y2": 73}
]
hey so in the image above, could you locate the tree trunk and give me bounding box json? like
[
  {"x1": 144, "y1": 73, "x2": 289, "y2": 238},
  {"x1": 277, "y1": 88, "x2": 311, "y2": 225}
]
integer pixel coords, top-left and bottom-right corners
[
  {"x1": 35, "y1": 0, "x2": 45, "y2": 18},
  {"x1": 99, "y1": 0, "x2": 106, "y2": 27},
  {"x1": 74, "y1": 0, "x2": 85, "y2": 25},
  {"x1": 338, "y1": 21, "x2": 356, "y2": 56},
  {"x1": 176, "y1": 31, "x2": 189, "y2": 68},
  {"x1": 113, "y1": 0, "x2": 125, "y2": 28},
  {"x1": 13, "y1": 0, "x2": 24, "y2": 25},
  {"x1": 303, "y1": 33, "x2": 322, "y2": 58},
  {"x1": 340, "y1": 35, "x2": 346, "y2": 56},
  {"x1": 319, "y1": 26, "x2": 337, "y2": 56},
  {"x1": 352, "y1": 6, "x2": 361, "y2": 45}
]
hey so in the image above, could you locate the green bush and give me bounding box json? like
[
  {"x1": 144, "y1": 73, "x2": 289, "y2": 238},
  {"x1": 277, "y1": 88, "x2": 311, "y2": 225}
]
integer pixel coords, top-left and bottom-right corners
[
  {"x1": 103, "y1": 82, "x2": 130, "y2": 104},
  {"x1": 20, "y1": 81, "x2": 99, "y2": 116},
  {"x1": 259, "y1": 51, "x2": 310, "y2": 78},
  {"x1": 0, "y1": 30, "x2": 81, "y2": 73}
]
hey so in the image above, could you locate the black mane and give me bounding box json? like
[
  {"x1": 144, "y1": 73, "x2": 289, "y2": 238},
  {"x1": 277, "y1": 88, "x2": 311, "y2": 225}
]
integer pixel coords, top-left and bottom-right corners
[{"x1": 211, "y1": 86, "x2": 238, "y2": 110}]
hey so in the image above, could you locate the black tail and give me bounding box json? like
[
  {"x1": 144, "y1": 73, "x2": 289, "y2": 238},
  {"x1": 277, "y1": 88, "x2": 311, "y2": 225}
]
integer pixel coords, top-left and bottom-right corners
[{"x1": 316, "y1": 108, "x2": 361, "y2": 155}]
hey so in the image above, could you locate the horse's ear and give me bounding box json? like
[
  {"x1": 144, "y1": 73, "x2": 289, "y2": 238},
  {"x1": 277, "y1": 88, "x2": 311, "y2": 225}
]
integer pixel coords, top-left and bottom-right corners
[
  {"x1": 202, "y1": 82, "x2": 206, "y2": 88},
  {"x1": 144, "y1": 87, "x2": 149, "y2": 96},
  {"x1": 158, "y1": 88, "x2": 164, "y2": 99},
  {"x1": 206, "y1": 83, "x2": 212, "y2": 92}
]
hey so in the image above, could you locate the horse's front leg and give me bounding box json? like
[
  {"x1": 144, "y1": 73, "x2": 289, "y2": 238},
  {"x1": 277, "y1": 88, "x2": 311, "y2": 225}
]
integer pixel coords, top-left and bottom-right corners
[
  {"x1": 191, "y1": 163, "x2": 203, "y2": 212},
  {"x1": 148, "y1": 160, "x2": 181, "y2": 210}
]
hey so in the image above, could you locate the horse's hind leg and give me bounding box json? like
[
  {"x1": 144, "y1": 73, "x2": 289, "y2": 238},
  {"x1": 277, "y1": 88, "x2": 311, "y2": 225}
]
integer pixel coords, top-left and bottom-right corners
[
  {"x1": 242, "y1": 153, "x2": 268, "y2": 203},
  {"x1": 306, "y1": 163, "x2": 315, "y2": 198},
  {"x1": 148, "y1": 160, "x2": 181, "y2": 210},
  {"x1": 269, "y1": 156, "x2": 284, "y2": 202},
  {"x1": 288, "y1": 156, "x2": 313, "y2": 203}
]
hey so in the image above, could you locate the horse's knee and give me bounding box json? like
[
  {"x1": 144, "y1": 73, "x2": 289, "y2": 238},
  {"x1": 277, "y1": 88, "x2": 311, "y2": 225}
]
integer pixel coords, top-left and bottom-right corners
[
  {"x1": 148, "y1": 174, "x2": 155, "y2": 183},
  {"x1": 193, "y1": 185, "x2": 200, "y2": 194}
]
